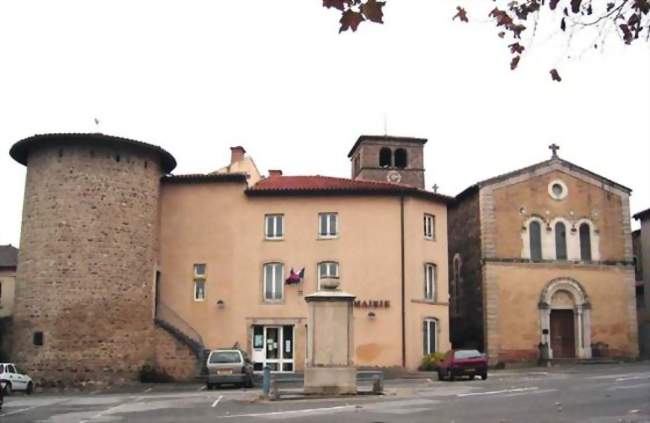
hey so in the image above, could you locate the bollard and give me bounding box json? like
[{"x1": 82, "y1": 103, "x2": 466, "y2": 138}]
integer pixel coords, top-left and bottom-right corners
[
  {"x1": 262, "y1": 365, "x2": 271, "y2": 397},
  {"x1": 270, "y1": 379, "x2": 279, "y2": 400}
]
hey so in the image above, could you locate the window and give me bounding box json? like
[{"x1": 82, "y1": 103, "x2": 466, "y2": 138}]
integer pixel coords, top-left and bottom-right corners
[
  {"x1": 318, "y1": 262, "x2": 339, "y2": 289},
  {"x1": 424, "y1": 263, "x2": 437, "y2": 300},
  {"x1": 265, "y1": 214, "x2": 284, "y2": 239},
  {"x1": 319, "y1": 213, "x2": 338, "y2": 238},
  {"x1": 548, "y1": 179, "x2": 568, "y2": 200},
  {"x1": 530, "y1": 221, "x2": 542, "y2": 261},
  {"x1": 423, "y1": 318, "x2": 437, "y2": 355},
  {"x1": 555, "y1": 222, "x2": 567, "y2": 260},
  {"x1": 33, "y1": 331, "x2": 44, "y2": 346},
  {"x1": 264, "y1": 263, "x2": 284, "y2": 301},
  {"x1": 579, "y1": 223, "x2": 592, "y2": 261},
  {"x1": 379, "y1": 147, "x2": 392, "y2": 167},
  {"x1": 395, "y1": 148, "x2": 407, "y2": 169},
  {"x1": 193, "y1": 263, "x2": 206, "y2": 301},
  {"x1": 424, "y1": 214, "x2": 435, "y2": 240}
]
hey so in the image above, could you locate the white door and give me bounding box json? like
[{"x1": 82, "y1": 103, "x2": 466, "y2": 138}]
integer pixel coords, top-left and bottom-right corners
[{"x1": 251, "y1": 325, "x2": 294, "y2": 373}]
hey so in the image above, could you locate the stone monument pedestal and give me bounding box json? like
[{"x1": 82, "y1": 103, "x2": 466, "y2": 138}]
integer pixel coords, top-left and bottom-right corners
[{"x1": 304, "y1": 277, "x2": 356, "y2": 395}]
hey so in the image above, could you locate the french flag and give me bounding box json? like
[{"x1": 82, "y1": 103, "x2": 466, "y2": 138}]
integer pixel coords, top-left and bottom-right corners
[{"x1": 286, "y1": 267, "x2": 305, "y2": 284}]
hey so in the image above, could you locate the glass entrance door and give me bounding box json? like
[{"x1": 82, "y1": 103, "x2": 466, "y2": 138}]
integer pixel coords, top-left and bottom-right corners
[{"x1": 251, "y1": 325, "x2": 294, "y2": 372}]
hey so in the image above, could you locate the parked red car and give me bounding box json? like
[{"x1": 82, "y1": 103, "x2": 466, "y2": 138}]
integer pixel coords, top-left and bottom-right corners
[{"x1": 437, "y1": 349, "x2": 488, "y2": 381}]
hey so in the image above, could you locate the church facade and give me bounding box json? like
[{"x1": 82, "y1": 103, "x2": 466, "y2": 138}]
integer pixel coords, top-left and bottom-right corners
[{"x1": 449, "y1": 147, "x2": 639, "y2": 363}]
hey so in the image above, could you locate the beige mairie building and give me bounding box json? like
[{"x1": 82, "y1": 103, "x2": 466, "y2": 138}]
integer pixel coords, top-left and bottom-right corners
[
  {"x1": 449, "y1": 145, "x2": 639, "y2": 364},
  {"x1": 159, "y1": 136, "x2": 451, "y2": 372}
]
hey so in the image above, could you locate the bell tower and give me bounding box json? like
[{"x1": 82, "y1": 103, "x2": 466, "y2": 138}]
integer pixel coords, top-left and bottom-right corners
[{"x1": 348, "y1": 135, "x2": 427, "y2": 189}]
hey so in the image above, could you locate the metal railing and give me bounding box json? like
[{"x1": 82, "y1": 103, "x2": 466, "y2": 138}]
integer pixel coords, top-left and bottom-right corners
[{"x1": 154, "y1": 303, "x2": 205, "y2": 356}]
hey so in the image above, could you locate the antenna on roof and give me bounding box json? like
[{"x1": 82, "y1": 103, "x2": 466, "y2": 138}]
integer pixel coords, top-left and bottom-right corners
[
  {"x1": 383, "y1": 113, "x2": 388, "y2": 136},
  {"x1": 94, "y1": 117, "x2": 101, "y2": 133}
]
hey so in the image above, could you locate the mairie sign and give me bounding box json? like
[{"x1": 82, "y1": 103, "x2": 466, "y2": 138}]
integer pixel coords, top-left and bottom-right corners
[{"x1": 353, "y1": 300, "x2": 390, "y2": 308}]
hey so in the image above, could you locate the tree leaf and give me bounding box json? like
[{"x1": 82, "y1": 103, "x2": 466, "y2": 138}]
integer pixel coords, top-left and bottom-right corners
[
  {"x1": 454, "y1": 6, "x2": 469, "y2": 22},
  {"x1": 509, "y1": 42, "x2": 525, "y2": 54},
  {"x1": 561, "y1": 17, "x2": 566, "y2": 31},
  {"x1": 323, "y1": 0, "x2": 352, "y2": 11},
  {"x1": 570, "y1": 0, "x2": 582, "y2": 14},
  {"x1": 340, "y1": 9, "x2": 365, "y2": 32},
  {"x1": 511, "y1": 55, "x2": 521, "y2": 70},
  {"x1": 550, "y1": 68, "x2": 562, "y2": 81},
  {"x1": 361, "y1": 0, "x2": 386, "y2": 23}
]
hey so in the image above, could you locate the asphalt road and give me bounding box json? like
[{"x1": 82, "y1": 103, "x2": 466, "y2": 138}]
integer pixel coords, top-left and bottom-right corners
[{"x1": 1, "y1": 362, "x2": 649, "y2": 422}]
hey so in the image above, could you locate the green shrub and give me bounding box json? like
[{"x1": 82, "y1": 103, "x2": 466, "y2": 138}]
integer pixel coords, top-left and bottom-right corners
[{"x1": 419, "y1": 352, "x2": 446, "y2": 371}]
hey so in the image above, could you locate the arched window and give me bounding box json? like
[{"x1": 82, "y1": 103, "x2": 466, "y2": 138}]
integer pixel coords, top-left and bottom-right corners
[
  {"x1": 555, "y1": 222, "x2": 567, "y2": 260},
  {"x1": 394, "y1": 148, "x2": 407, "y2": 169},
  {"x1": 579, "y1": 223, "x2": 592, "y2": 261},
  {"x1": 379, "y1": 148, "x2": 392, "y2": 167},
  {"x1": 530, "y1": 221, "x2": 542, "y2": 261},
  {"x1": 451, "y1": 255, "x2": 462, "y2": 316}
]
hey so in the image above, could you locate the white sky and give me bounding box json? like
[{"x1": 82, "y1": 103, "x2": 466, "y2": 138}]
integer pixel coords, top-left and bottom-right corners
[{"x1": 1, "y1": 1, "x2": 649, "y2": 246}]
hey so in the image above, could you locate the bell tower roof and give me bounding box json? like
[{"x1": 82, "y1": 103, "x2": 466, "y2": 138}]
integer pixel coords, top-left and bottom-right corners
[{"x1": 347, "y1": 135, "x2": 427, "y2": 158}]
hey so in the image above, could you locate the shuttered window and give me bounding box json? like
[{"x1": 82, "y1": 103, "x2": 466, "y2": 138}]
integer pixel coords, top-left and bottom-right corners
[
  {"x1": 530, "y1": 221, "x2": 542, "y2": 261},
  {"x1": 555, "y1": 222, "x2": 567, "y2": 260},
  {"x1": 579, "y1": 223, "x2": 592, "y2": 261}
]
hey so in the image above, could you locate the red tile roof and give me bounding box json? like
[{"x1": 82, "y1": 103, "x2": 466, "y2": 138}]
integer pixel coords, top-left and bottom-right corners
[{"x1": 247, "y1": 175, "x2": 452, "y2": 203}]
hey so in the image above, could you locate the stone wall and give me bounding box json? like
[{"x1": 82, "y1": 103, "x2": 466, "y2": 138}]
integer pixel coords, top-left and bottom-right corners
[
  {"x1": 447, "y1": 189, "x2": 484, "y2": 350},
  {"x1": 153, "y1": 326, "x2": 200, "y2": 381},
  {"x1": 12, "y1": 140, "x2": 163, "y2": 386}
]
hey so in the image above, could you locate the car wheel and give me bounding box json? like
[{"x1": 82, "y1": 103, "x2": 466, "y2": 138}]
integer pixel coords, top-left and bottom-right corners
[
  {"x1": 437, "y1": 369, "x2": 444, "y2": 381},
  {"x1": 448, "y1": 370, "x2": 455, "y2": 382},
  {"x1": 206, "y1": 383, "x2": 213, "y2": 391},
  {"x1": 481, "y1": 372, "x2": 488, "y2": 380},
  {"x1": 3, "y1": 382, "x2": 12, "y2": 396},
  {"x1": 26, "y1": 382, "x2": 34, "y2": 395}
]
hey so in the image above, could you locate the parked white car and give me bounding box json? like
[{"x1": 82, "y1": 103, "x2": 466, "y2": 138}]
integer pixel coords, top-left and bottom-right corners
[{"x1": 0, "y1": 363, "x2": 33, "y2": 395}]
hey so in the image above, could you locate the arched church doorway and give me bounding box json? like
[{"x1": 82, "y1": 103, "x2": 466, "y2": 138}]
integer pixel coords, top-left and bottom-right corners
[{"x1": 539, "y1": 278, "x2": 592, "y2": 359}]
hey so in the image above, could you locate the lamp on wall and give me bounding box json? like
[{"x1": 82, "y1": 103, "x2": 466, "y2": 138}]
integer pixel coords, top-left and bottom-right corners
[
  {"x1": 367, "y1": 311, "x2": 376, "y2": 321},
  {"x1": 216, "y1": 300, "x2": 225, "y2": 309}
]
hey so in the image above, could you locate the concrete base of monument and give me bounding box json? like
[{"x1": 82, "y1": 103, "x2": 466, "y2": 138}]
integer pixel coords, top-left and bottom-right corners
[{"x1": 303, "y1": 366, "x2": 357, "y2": 395}]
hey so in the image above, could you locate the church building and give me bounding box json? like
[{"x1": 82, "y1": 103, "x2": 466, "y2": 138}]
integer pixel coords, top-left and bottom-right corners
[{"x1": 448, "y1": 145, "x2": 639, "y2": 363}]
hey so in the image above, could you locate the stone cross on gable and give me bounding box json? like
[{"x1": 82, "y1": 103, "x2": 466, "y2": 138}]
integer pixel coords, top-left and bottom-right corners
[
  {"x1": 432, "y1": 184, "x2": 439, "y2": 193},
  {"x1": 549, "y1": 143, "x2": 560, "y2": 158}
]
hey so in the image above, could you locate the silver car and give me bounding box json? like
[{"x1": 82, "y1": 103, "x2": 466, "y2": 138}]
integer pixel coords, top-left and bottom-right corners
[{"x1": 206, "y1": 349, "x2": 254, "y2": 389}]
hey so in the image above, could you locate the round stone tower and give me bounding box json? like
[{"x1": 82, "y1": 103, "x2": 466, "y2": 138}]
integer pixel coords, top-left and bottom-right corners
[{"x1": 9, "y1": 133, "x2": 176, "y2": 386}]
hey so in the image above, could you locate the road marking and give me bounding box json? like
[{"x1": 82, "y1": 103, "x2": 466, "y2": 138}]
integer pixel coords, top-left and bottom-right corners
[
  {"x1": 457, "y1": 387, "x2": 539, "y2": 397},
  {"x1": 219, "y1": 405, "x2": 355, "y2": 418},
  {"x1": 607, "y1": 383, "x2": 650, "y2": 391},
  {"x1": 143, "y1": 387, "x2": 153, "y2": 393},
  {"x1": 212, "y1": 395, "x2": 224, "y2": 408},
  {"x1": 0, "y1": 398, "x2": 71, "y2": 418},
  {"x1": 500, "y1": 388, "x2": 558, "y2": 398},
  {"x1": 615, "y1": 375, "x2": 650, "y2": 382},
  {"x1": 198, "y1": 385, "x2": 206, "y2": 391},
  {"x1": 589, "y1": 372, "x2": 650, "y2": 380},
  {"x1": 79, "y1": 395, "x2": 142, "y2": 422}
]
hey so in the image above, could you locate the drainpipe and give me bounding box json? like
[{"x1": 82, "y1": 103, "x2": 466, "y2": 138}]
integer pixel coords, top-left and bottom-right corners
[{"x1": 400, "y1": 194, "x2": 406, "y2": 368}]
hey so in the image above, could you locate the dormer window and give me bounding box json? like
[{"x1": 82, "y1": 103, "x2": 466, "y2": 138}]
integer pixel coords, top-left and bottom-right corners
[
  {"x1": 395, "y1": 149, "x2": 407, "y2": 169},
  {"x1": 379, "y1": 148, "x2": 392, "y2": 168}
]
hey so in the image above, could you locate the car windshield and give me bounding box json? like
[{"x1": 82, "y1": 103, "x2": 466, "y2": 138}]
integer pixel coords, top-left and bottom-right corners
[
  {"x1": 454, "y1": 350, "x2": 483, "y2": 359},
  {"x1": 209, "y1": 351, "x2": 241, "y2": 364}
]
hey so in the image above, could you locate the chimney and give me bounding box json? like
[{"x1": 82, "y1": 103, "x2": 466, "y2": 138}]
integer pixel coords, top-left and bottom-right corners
[
  {"x1": 230, "y1": 146, "x2": 246, "y2": 164},
  {"x1": 268, "y1": 170, "x2": 283, "y2": 177}
]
